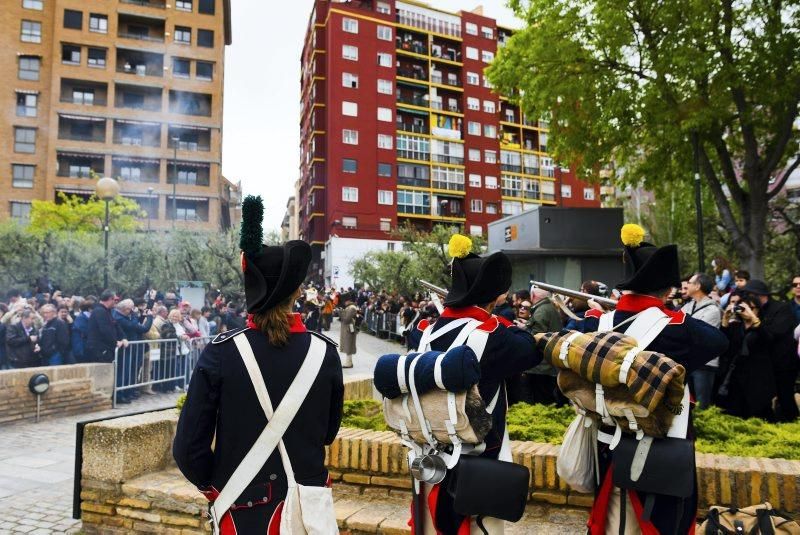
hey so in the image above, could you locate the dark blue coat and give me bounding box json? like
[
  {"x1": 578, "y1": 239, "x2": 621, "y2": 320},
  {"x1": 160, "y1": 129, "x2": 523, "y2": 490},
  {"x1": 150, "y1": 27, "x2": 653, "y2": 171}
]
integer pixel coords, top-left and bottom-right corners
[
  {"x1": 86, "y1": 304, "x2": 124, "y2": 362},
  {"x1": 71, "y1": 312, "x2": 90, "y2": 362},
  {"x1": 173, "y1": 315, "x2": 343, "y2": 533},
  {"x1": 580, "y1": 294, "x2": 728, "y2": 535},
  {"x1": 113, "y1": 310, "x2": 153, "y2": 342}
]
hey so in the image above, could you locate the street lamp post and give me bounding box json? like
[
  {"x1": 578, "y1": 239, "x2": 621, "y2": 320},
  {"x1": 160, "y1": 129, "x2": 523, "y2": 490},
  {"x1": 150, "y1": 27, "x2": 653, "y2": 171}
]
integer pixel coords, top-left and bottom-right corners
[
  {"x1": 692, "y1": 132, "x2": 706, "y2": 272},
  {"x1": 146, "y1": 186, "x2": 154, "y2": 232},
  {"x1": 96, "y1": 177, "x2": 120, "y2": 290},
  {"x1": 171, "y1": 136, "x2": 179, "y2": 230}
]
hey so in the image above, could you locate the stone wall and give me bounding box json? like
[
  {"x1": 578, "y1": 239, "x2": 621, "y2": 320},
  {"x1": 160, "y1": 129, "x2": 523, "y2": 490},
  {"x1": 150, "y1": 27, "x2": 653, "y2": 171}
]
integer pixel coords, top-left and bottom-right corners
[
  {"x1": 79, "y1": 407, "x2": 800, "y2": 533},
  {"x1": 0, "y1": 363, "x2": 113, "y2": 424}
]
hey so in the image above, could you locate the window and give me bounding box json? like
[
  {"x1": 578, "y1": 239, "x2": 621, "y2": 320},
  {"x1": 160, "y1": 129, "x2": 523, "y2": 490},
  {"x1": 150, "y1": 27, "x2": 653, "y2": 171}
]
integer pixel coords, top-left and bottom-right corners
[
  {"x1": 198, "y1": 0, "x2": 215, "y2": 14},
  {"x1": 467, "y1": 121, "x2": 481, "y2": 135},
  {"x1": 380, "y1": 218, "x2": 391, "y2": 232},
  {"x1": 465, "y1": 22, "x2": 478, "y2": 35},
  {"x1": 342, "y1": 158, "x2": 357, "y2": 173},
  {"x1": 481, "y1": 27, "x2": 493, "y2": 39},
  {"x1": 484, "y1": 151, "x2": 497, "y2": 164},
  {"x1": 23, "y1": 0, "x2": 43, "y2": 9},
  {"x1": 583, "y1": 187, "x2": 596, "y2": 201},
  {"x1": 481, "y1": 50, "x2": 495, "y2": 63},
  {"x1": 19, "y1": 56, "x2": 40, "y2": 80},
  {"x1": 342, "y1": 45, "x2": 358, "y2": 61},
  {"x1": 63, "y1": 9, "x2": 82, "y2": 29},
  {"x1": 485, "y1": 175, "x2": 498, "y2": 189},
  {"x1": 120, "y1": 165, "x2": 141, "y2": 181},
  {"x1": 377, "y1": 134, "x2": 393, "y2": 149},
  {"x1": 483, "y1": 100, "x2": 496, "y2": 113},
  {"x1": 173, "y1": 58, "x2": 190, "y2": 77},
  {"x1": 467, "y1": 97, "x2": 480, "y2": 111},
  {"x1": 62, "y1": 44, "x2": 81, "y2": 64},
  {"x1": 342, "y1": 17, "x2": 358, "y2": 33},
  {"x1": 483, "y1": 75, "x2": 493, "y2": 89},
  {"x1": 88, "y1": 47, "x2": 106, "y2": 67},
  {"x1": 377, "y1": 25, "x2": 392, "y2": 41},
  {"x1": 21, "y1": 20, "x2": 42, "y2": 42},
  {"x1": 342, "y1": 72, "x2": 358, "y2": 88},
  {"x1": 176, "y1": 0, "x2": 193, "y2": 11},
  {"x1": 377, "y1": 2, "x2": 391, "y2": 14},
  {"x1": 175, "y1": 26, "x2": 191, "y2": 44},
  {"x1": 14, "y1": 128, "x2": 36, "y2": 153},
  {"x1": 378, "y1": 190, "x2": 393, "y2": 205},
  {"x1": 10, "y1": 202, "x2": 31, "y2": 224},
  {"x1": 16, "y1": 93, "x2": 37, "y2": 117},
  {"x1": 377, "y1": 107, "x2": 392, "y2": 122},
  {"x1": 466, "y1": 47, "x2": 478, "y2": 60},
  {"x1": 12, "y1": 164, "x2": 35, "y2": 188},
  {"x1": 377, "y1": 79, "x2": 392, "y2": 94},
  {"x1": 342, "y1": 216, "x2": 357, "y2": 228},
  {"x1": 470, "y1": 199, "x2": 483, "y2": 213},
  {"x1": 470, "y1": 225, "x2": 483, "y2": 237},
  {"x1": 378, "y1": 163, "x2": 391, "y2": 177},
  {"x1": 486, "y1": 203, "x2": 498, "y2": 214},
  {"x1": 342, "y1": 187, "x2": 358, "y2": 202},
  {"x1": 468, "y1": 149, "x2": 481, "y2": 162},
  {"x1": 342, "y1": 101, "x2": 358, "y2": 116},
  {"x1": 484, "y1": 125, "x2": 497, "y2": 138},
  {"x1": 72, "y1": 89, "x2": 94, "y2": 104},
  {"x1": 469, "y1": 174, "x2": 481, "y2": 187},
  {"x1": 196, "y1": 61, "x2": 213, "y2": 80},
  {"x1": 197, "y1": 29, "x2": 214, "y2": 47},
  {"x1": 377, "y1": 52, "x2": 392, "y2": 67},
  {"x1": 466, "y1": 72, "x2": 479, "y2": 85},
  {"x1": 89, "y1": 14, "x2": 107, "y2": 33},
  {"x1": 343, "y1": 129, "x2": 358, "y2": 145},
  {"x1": 397, "y1": 190, "x2": 430, "y2": 215}
]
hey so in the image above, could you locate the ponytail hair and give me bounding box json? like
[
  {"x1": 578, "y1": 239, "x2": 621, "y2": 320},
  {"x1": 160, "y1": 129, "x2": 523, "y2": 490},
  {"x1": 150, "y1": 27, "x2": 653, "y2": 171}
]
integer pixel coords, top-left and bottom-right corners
[{"x1": 250, "y1": 289, "x2": 298, "y2": 347}]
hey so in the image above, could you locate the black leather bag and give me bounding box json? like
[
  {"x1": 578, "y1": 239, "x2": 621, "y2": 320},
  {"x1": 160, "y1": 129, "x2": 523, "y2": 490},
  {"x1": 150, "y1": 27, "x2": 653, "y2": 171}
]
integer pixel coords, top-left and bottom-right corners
[
  {"x1": 447, "y1": 455, "x2": 530, "y2": 522},
  {"x1": 612, "y1": 436, "x2": 695, "y2": 498}
]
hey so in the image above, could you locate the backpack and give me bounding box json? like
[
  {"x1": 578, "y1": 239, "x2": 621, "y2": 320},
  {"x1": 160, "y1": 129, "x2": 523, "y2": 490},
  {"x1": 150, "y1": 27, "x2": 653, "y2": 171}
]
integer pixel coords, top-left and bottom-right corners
[{"x1": 700, "y1": 503, "x2": 800, "y2": 534}]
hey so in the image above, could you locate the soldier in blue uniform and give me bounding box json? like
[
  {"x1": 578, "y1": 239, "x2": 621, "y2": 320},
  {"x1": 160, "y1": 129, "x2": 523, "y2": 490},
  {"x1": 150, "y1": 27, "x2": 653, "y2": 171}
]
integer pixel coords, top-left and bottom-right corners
[
  {"x1": 173, "y1": 196, "x2": 344, "y2": 534},
  {"x1": 580, "y1": 225, "x2": 728, "y2": 535},
  {"x1": 407, "y1": 234, "x2": 541, "y2": 535}
]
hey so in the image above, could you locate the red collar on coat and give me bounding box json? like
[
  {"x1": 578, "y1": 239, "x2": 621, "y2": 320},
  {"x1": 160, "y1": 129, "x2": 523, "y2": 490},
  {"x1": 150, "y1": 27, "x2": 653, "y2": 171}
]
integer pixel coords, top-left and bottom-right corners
[
  {"x1": 246, "y1": 313, "x2": 307, "y2": 333},
  {"x1": 440, "y1": 305, "x2": 512, "y2": 330}
]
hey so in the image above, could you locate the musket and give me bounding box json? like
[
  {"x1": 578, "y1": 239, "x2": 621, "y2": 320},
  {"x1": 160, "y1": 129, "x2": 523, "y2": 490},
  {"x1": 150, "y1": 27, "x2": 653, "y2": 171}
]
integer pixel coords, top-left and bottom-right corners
[
  {"x1": 420, "y1": 280, "x2": 448, "y2": 298},
  {"x1": 530, "y1": 280, "x2": 617, "y2": 309}
]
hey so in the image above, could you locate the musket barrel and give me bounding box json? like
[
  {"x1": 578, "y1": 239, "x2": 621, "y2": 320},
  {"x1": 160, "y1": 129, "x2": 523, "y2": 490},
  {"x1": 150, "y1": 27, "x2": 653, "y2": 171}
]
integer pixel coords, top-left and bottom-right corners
[
  {"x1": 530, "y1": 280, "x2": 617, "y2": 308},
  {"x1": 420, "y1": 280, "x2": 448, "y2": 298}
]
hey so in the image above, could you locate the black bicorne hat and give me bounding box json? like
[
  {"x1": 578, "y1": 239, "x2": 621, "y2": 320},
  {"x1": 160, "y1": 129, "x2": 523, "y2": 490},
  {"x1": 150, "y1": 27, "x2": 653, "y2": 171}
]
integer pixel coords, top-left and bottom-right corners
[
  {"x1": 615, "y1": 224, "x2": 680, "y2": 293},
  {"x1": 240, "y1": 196, "x2": 311, "y2": 314},
  {"x1": 443, "y1": 234, "x2": 512, "y2": 308}
]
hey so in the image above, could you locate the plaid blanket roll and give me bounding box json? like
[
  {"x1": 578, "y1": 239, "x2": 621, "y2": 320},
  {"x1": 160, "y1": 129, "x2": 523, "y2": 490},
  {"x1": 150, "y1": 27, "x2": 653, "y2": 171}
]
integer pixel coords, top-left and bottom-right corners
[{"x1": 534, "y1": 331, "x2": 686, "y2": 413}]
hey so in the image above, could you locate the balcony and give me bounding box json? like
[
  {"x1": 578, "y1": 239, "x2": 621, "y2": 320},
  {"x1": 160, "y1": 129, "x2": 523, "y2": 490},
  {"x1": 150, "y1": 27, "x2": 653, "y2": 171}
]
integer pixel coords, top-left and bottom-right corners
[
  {"x1": 169, "y1": 90, "x2": 212, "y2": 117},
  {"x1": 501, "y1": 164, "x2": 522, "y2": 173},
  {"x1": 430, "y1": 41, "x2": 461, "y2": 62},
  {"x1": 398, "y1": 176, "x2": 430, "y2": 188},
  {"x1": 397, "y1": 66, "x2": 428, "y2": 81},
  {"x1": 397, "y1": 122, "x2": 429, "y2": 135},
  {"x1": 60, "y1": 79, "x2": 108, "y2": 106},
  {"x1": 432, "y1": 197, "x2": 464, "y2": 218},
  {"x1": 430, "y1": 72, "x2": 460, "y2": 87},
  {"x1": 431, "y1": 154, "x2": 464, "y2": 165},
  {"x1": 432, "y1": 180, "x2": 464, "y2": 192},
  {"x1": 397, "y1": 150, "x2": 429, "y2": 162},
  {"x1": 430, "y1": 101, "x2": 462, "y2": 114},
  {"x1": 167, "y1": 162, "x2": 211, "y2": 187},
  {"x1": 117, "y1": 14, "x2": 165, "y2": 42},
  {"x1": 115, "y1": 83, "x2": 162, "y2": 111},
  {"x1": 56, "y1": 152, "x2": 105, "y2": 178},
  {"x1": 396, "y1": 33, "x2": 428, "y2": 55},
  {"x1": 116, "y1": 48, "x2": 164, "y2": 77},
  {"x1": 168, "y1": 126, "x2": 211, "y2": 152},
  {"x1": 58, "y1": 115, "x2": 106, "y2": 143},
  {"x1": 120, "y1": 0, "x2": 166, "y2": 7},
  {"x1": 112, "y1": 157, "x2": 160, "y2": 183},
  {"x1": 397, "y1": 93, "x2": 428, "y2": 108},
  {"x1": 396, "y1": 8, "x2": 462, "y2": 38},
  {"x1": 502, "y1": 187, "x2": 522, "y2": 198},
  {"x1": 167, "y1": 199, "x2": 210, "y2": 222},
  {"x1": 113, "y1": 120, "x2": 161, "y2": 147}
]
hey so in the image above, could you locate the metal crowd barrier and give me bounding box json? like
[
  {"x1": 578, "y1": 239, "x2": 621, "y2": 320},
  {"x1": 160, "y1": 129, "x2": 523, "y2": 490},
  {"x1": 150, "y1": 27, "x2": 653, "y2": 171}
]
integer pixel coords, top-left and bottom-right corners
[
  {"x1": 112, "y1": 336, "x2": 212, "y2": 407},
  {"x1": 362, "y1": 310, "x2": 404, "y2": 342}
]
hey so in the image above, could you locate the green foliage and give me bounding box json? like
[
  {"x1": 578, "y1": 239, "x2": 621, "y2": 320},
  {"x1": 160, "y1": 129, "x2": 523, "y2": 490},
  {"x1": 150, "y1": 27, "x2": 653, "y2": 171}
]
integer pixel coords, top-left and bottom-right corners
[
  {"x1": 342, "y1": 399, "x2": 388, "y2": 431},
  {"x1": 341, "y1": 401, "x2": 800, "y2": 459},
  {"x1": 488, "y1": 0, "x2": 800, "y2": 277},
  {"x1": 350, "y1": 224, "x2": 486, "y2": 294},
  {"x1": 239, "y1": 195, "x2": 264, "y2": 257},
  {"x1": 29, "y1": 193, "x2": 144, "y2": 236}
]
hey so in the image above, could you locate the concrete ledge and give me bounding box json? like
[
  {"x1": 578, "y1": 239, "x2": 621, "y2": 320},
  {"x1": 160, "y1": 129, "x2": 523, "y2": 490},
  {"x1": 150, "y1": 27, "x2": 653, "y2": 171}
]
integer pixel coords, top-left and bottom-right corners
[{"x1": 0, "y1": 363, "x2": 112, "y2": 423}]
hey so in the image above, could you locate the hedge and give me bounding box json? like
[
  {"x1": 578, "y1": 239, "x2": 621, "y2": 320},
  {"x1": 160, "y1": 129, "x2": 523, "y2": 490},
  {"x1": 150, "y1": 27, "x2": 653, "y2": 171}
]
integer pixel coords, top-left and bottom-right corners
[{"x1": 341, "y1": 400, "x2": 800, "y2": 460}]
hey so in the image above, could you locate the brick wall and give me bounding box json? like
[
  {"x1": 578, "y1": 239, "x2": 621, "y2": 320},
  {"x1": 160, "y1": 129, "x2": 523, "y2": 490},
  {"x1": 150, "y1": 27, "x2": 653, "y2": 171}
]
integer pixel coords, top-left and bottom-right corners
[{"x1": 0, "y1": 363, "x2": 113, "y2": 424}]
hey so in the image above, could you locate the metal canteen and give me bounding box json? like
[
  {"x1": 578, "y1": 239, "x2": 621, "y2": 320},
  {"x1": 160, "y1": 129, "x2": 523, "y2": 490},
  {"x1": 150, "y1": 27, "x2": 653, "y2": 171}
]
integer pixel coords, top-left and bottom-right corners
[{"x1": 410, "y1": 454, "x2": 448, "y2": 485}]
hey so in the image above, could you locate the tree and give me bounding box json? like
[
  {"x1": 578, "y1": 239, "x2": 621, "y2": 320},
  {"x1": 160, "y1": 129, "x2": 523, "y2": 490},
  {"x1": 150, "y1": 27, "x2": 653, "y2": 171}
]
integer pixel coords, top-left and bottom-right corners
[
  {"x1": 488, "y1": 0, "x2": 800, "y2": 278},
  {"x1": 28, "y1": 193, "x2": 144, "y2": 236}
]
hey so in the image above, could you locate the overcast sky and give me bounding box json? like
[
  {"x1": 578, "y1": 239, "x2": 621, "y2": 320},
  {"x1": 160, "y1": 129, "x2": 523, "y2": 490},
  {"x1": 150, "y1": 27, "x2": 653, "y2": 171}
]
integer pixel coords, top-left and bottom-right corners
[{"x1": 221, "y1": 1, "x2": 520, "y2": 232}]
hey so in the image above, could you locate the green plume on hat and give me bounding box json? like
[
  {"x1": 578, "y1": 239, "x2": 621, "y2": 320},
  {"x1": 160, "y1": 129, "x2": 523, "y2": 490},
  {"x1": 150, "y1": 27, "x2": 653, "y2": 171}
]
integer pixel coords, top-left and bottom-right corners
[{"x1": 239, "y1": 195, "x2": 264, "y2": 257}]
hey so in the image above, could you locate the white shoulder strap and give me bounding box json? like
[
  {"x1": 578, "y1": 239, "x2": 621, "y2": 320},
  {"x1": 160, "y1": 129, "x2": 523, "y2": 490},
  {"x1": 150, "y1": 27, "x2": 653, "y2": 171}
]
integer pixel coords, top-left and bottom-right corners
[
  {"x1": 598, "y1": 311, "x2": 615, "y2": 332},
  {"x1": 624, "y1": 307, "x2": 671, "y2": 350},
  {"x1": 211, "y1": 334, "x2": 327, "y2": 526}
]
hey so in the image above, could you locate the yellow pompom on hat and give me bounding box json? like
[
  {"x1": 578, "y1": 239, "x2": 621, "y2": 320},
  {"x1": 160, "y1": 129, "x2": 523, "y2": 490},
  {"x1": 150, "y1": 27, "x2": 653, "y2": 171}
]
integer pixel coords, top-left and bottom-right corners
[
  {"x1": 448, "y1": 233, "x2": 473, "y2": 259},
  {"x1": 620, "y1": 223, "x2": 646, "y2": 247}
]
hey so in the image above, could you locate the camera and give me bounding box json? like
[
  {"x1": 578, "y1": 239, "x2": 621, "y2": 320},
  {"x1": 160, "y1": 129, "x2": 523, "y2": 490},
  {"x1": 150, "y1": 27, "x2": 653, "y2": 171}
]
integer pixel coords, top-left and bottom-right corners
[{"x1": 733, "y1": 304, "x2": 744, "y2": 314}]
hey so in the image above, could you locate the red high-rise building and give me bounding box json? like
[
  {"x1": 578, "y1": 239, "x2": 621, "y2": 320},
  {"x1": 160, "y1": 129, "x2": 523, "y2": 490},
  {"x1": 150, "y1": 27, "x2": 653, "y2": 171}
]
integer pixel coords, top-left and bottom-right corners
[{"x1": 298, "y1": 0, "x2": 600, "y2": 288}]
